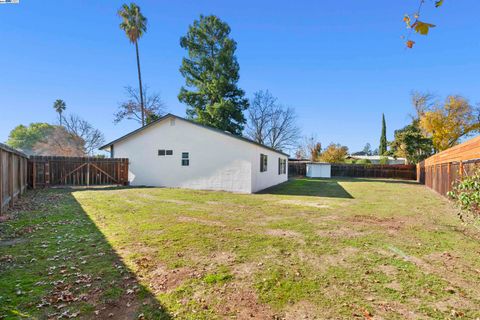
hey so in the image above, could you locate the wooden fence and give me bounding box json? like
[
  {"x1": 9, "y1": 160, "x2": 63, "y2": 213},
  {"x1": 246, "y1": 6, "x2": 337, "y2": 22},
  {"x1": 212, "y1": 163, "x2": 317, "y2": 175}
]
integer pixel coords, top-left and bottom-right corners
[
  {"x1": 289, "y1": 160, "x2": 417, "y2": 180},
  {"x1": 417, "y1": 136, "x2": 480, "y2": 196},
  {"x1": 331, "y1": 164, "x2": 417, "y2": 180},
  {"x1": 288, "y1": 160, "x2": 308, "y2": 177},
  {"x1": 29, "y1": 156, "x2": 129, "y2": 188},
  {"x1": 0, "y1": 143, "x2": 29, "y2": 214}
]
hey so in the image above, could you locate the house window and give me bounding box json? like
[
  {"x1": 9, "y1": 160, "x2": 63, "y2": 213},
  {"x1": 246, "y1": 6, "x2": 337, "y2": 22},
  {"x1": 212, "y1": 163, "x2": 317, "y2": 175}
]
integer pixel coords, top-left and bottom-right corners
[
  {"x1": 182, "y1": 152, "x2": 189, "y2": 166},
  {"x1": 159, "y1": 149, "x2": 173, "y2": 156},
  {"x1": 260, "y1": 154, "x2": 268, "y2": 172},
  {"x1": 278, "y1": 158, "x2": 286, "y2": 175}
]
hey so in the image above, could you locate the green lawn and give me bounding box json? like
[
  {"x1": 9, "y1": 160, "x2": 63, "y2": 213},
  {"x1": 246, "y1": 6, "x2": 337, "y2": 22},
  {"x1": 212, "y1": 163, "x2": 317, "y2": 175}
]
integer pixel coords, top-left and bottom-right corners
[{"x1": 1, "y1": 178, "x2": 479, "y2": 319}]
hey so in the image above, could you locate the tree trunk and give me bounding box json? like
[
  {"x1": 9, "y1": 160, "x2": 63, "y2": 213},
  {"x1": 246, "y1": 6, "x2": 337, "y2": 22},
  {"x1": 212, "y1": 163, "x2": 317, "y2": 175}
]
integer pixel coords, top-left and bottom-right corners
[{"x1": 135, "y1": 41, "x2": 145, "y2": 127}]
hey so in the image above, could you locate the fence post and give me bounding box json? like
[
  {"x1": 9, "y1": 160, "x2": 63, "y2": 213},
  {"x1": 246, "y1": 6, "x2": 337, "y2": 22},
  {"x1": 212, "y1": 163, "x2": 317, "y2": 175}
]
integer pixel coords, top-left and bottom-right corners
[
  {"x1": 8, "y1": 152, "x2": 14, "y2": 208},
  {"x1": 45, "y1": 161, "x2": 50, "y2": 188},
  {"x1": 17, "y1": 157, "x2": 21, "y2": 198},
  {"x1": 459, "y1": 161, "x2": 464, "y2": 179},
  {"x1": 447, "y1": 162, "x2": 451, "y2": 190},
  {"x1": 86, "y1": 161, "x2": 90, "y2": 187},
  {"x1": 32, "y1": 160, "x2": 36, "y2": 189}
]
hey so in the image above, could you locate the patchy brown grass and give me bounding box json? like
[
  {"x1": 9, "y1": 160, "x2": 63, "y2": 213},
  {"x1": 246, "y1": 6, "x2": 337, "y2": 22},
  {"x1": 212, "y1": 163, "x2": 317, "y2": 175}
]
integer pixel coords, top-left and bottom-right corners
[{"x1": 2, "y1": 178, "x2": 480, "y2": 319}]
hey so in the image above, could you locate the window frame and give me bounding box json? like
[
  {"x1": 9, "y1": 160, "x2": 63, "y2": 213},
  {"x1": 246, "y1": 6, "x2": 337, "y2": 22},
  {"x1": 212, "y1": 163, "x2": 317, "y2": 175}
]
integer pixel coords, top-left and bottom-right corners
[
  {"x1": 278, "y1": 158, "x2": 286, "y2": 175},
  {"x1": 182, "y1": 152, "x2": 190, "y2": 166},
  {"x1": 260, "y1": 154, "x2": 268, "y2": 172}
]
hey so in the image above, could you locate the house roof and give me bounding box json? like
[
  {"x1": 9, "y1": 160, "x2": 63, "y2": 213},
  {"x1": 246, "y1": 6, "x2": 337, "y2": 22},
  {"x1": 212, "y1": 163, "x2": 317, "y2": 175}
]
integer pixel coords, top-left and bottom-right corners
[{"x1": 100, "y1": 114, "x2": 290, "y2": 157}]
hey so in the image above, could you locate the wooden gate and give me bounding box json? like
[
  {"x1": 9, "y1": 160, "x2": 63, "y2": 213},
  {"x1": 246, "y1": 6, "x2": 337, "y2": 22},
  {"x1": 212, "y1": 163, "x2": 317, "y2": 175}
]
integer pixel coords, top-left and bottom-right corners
[{"x1": 28, "y1": 156, "x2": 129, "y2": 188}]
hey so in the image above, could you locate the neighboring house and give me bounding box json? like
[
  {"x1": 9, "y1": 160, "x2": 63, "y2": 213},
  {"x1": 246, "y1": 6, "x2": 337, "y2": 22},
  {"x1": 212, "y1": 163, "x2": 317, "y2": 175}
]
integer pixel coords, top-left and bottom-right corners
[
  {"x1": 346, "y1": 155, "x2": 407, "y2": 165},
  {"x1": 100, "y1": 114, "x2": 289, "y2": 193}
]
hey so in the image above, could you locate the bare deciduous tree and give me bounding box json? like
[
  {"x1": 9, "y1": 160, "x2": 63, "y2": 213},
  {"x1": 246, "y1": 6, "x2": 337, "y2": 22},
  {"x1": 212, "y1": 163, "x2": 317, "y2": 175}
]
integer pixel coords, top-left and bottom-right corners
[
  {"x1": 245, "y1": 90, "x2": 300, "y2": 152},
  {"x1": 115, "y1": 86, "x2": 166, "y2": 125},
  {"x1": 63, "y1": 114, "x2": 105, "y2": 155},
  {"x1": 410, "y1": 91, "x2": 436, "y2": 119},
  {"x1": 294, "y1": 135, "x2": 321, "y2": 160},
  {"x1": 33, "y1": 126, "x2": 86, "y2": 156}
]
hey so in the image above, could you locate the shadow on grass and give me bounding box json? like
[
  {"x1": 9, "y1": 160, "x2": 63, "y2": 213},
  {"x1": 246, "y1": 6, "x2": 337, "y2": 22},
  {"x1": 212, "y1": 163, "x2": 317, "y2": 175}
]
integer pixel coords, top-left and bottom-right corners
[
  {"x1": 0, "y1": 189, "x2": 171, "y2": 319},
  {"x1": 260, "y1": 178, "x2": 354, "y2": 199}
]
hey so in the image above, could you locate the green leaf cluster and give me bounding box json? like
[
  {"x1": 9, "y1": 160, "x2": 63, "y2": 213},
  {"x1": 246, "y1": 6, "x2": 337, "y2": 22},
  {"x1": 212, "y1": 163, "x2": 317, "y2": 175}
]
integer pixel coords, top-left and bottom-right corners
[
  {"x1": 6, "y1": 123, "x2": 55, "y2": 153},
  {"x1": 178, "y1": 15, "x2": 249, "y2": 135},
  {"x1": 388, "y1": 120, "x2": 433, "y2": 165},
  {"x1": 448, "y1": 169, "x2": 480, "y2": 222}
]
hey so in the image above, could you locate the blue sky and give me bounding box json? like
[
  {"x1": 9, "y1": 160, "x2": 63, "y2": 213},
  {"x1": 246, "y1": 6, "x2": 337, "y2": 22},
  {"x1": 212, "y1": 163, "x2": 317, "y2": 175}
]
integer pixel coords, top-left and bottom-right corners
[{"x1": 1, "y1": 0, "x2": 479, "y2": 153}]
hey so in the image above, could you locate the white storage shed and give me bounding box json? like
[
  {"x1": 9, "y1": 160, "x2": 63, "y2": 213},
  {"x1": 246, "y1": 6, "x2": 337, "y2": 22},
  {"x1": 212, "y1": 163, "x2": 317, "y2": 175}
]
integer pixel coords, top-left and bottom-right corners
[{"x1": 306, "y1": 163, "x2": 331, "y2": 178}]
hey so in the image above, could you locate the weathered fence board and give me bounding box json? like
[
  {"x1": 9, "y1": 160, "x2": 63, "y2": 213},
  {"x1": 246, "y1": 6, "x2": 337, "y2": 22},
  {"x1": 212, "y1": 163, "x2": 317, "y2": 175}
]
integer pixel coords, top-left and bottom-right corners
[
  {"x1": 28, "y1": 156, "x2": 129, "y2": 188},
  {"x1": 331, "y1": 164, "x2": 417, "y2": 180},
  {"x1": 418, "y1": 136, "x2": 480, "y2": 196},
  {"x1": 0, "y1": 143, "x2": 29, "y2": 214}
]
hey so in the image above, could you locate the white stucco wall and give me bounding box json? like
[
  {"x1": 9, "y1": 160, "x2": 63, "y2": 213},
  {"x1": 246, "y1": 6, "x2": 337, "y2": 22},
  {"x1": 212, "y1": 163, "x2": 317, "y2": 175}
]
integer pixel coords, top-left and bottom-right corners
[
  {"x1": 251, "y1": 146, "x2": 289, "y2": 193},
  {"x1": 111, "y1": 117, "x2": 288, "y2": 193}
]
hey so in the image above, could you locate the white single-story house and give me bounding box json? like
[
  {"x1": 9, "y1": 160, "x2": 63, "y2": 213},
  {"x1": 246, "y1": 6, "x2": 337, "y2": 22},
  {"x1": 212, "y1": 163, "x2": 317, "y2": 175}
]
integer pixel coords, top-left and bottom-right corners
[{"x1": 100, "y1": 114, "x2": 289, "y2": 193}]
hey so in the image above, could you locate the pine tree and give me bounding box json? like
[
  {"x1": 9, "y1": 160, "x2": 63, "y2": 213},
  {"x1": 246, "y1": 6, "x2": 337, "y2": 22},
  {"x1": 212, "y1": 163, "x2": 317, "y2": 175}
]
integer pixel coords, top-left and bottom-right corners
[
  {"x1": 178, "y1": 15, "x2": 249, "y2": 135},
  {"x1": 379, "y1": 113, "x2": 387, "y2": 155}
]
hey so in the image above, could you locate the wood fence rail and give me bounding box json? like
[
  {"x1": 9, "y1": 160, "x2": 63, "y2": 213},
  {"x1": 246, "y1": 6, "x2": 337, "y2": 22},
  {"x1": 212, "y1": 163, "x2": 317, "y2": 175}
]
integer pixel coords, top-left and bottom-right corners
[
  {"x1": 331, "y1": 164, "x2": 417, "y2": 180},
  {"x1": 28, "y1": 156, "x2": 129, "y2": 188},
  {"x1": 0, "y1": 143, "x2": 29, "y2": 214},
  {"x1": 417, "y1": 135, "x2": 480, "y2": 196}
]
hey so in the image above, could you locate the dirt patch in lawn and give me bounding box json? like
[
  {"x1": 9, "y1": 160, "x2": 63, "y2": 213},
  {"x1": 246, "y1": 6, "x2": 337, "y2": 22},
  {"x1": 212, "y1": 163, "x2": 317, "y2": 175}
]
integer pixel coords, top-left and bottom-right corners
[
  {"x1": 316, "y1": 226, "x2": 369, "y2": 238},
  {"x1": 373, "y1": 301, "x2": 421, "y2": 319},
  {"x1": 283, "y1": 301, "x2": 319, "y2": 319},
  {"x1": 376, "y1": 264, "x2": 399, "y2": 277},
  {"x1": 214, "y1": 283, "x2": 276, "y2": 319},
  {"x1": 278, "y1": 199, "x2": 331, "y2": 209},
  {"x1": 232, "y1": 261, "x2": 260, "y2": 279},
  {"x1": 207, "y1": 251, "x2": 237, "y2": 266},
  {"x1": 177, "y1": 216, "x2": 225, "y2": 227},
  {"x1": 265, "y1": 229, "x2": 305, "y2": 244},
  {"x1": 149, "y1": 265, "x2": 196, "y2": 293},
  {"x1": 298, "y1": 247, "x2": 360, "y2": 271},
  {"x1": 349, "y1": 215, "x2": 405, "y2": 233},
  {"x1": 425, "y1": 251, "x2": 480, "y2": 275}
]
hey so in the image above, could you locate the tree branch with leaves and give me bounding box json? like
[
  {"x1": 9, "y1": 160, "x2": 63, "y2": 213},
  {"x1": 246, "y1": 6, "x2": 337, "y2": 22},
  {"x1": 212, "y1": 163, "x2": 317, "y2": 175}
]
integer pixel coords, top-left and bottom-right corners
[{"x1": 403, "y1": 0, "x2": 444, "y2": 48}]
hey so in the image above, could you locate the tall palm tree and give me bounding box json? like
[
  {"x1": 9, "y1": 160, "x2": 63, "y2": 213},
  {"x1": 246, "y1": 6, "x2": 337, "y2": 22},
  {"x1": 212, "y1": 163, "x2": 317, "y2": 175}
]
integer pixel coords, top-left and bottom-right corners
[
  {"x1": 53, "y1": 99, "x2": 66, "y2": 125},
  {"x1": 118, "y1": 3, "x2": 147, "y2": 127}
]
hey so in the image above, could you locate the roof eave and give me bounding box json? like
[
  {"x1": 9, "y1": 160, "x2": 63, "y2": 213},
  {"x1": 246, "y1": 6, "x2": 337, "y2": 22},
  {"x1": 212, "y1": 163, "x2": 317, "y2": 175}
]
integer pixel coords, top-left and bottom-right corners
[{"x1": 100, "y1": 114, "x2": 290, "y2": 157}]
